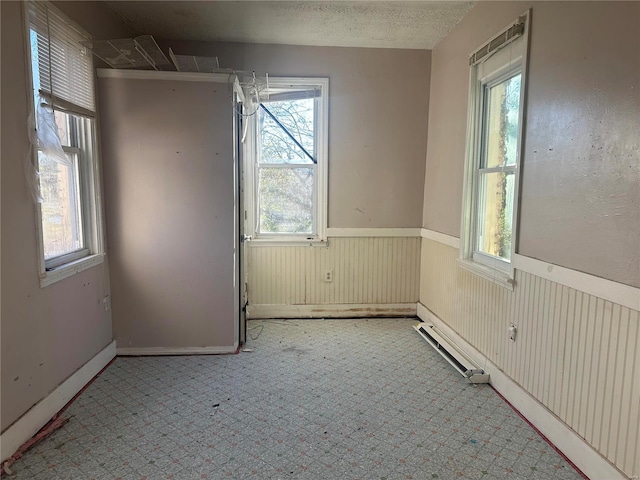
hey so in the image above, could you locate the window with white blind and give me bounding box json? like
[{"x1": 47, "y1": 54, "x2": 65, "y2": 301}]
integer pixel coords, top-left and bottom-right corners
[
  {"x1": 26, "y1": 1, "x2": 104, "y2": 286},
  {"x1": 460, "y1": 11, "x2": 530, "y2": 289}
]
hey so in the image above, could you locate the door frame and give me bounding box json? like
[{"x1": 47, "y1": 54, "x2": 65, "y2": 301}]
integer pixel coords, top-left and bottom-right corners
[{"x1": 232, "y1": 77, "x2": 247, "y2": 345}]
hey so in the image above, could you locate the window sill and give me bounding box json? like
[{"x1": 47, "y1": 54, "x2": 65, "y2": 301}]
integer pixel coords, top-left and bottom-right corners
[
  {"x1": 457, "y1": 258, "x2": 515, "y2": 291},
  {"x1": 40, "y1": 253, "x2": 105, "y2": 288},
  {"x1": 247, "y1": 238, "x2": 328, "y2": 247}
]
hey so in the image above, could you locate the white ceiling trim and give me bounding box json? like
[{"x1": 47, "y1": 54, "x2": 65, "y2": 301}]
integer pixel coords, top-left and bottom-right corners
[{"x1": 96, "y1": 68, "x2": 230, "y2": 83}]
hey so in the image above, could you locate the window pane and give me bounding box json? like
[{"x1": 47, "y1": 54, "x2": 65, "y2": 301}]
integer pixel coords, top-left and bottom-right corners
[
  {"x1": 259, "y1": 98, "x2": 315, "y2": 164},
  {"x1": 54, "y1": 110, "x2": 71, "y2": 146},
  {"x1": 39, "y1": 151, "x2": 84, "y2": 259},
  {"x1": 258, "y1": 167, "x2": 313, "y2": 234},
  {"x1": 476, "y1": 172, "x2": 515, "y2": 261},
  {"x1": 482, "y1": 74, "x2": 521, "y2": 168}
]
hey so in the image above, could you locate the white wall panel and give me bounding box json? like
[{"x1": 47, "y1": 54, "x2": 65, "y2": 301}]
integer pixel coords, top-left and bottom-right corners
[
  {"x1": 100, "y1": 77, "x2": 236, "y2": 350},
  {"x1": 248, "y1": 237, "x2": 420, "y2": 306},
  {"x1": 420, "y1": 238, "x2": 640, "y2": 478}
]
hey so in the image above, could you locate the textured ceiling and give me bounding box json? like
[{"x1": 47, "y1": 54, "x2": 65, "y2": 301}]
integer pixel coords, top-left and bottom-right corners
[{"x1": 104, "y1": 1, "x2": 475, "y2": 50}]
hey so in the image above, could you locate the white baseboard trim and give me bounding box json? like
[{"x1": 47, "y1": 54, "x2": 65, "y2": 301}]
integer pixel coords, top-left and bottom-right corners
[
  {"x1": 416, "y1": 303, "x2": 626, "y2": 480},
  {"x1": 247, "y1": 303, "x2": 418, "y2": 319},
  {"x1": 420, "y1": 228, "x2": 640, "y2": 311},
  {"x1": 0, "y1": 341, "x2": 116, "y2": 463},
  {"x1": 327, "y1": 228, "x2": 421, "y2": 238},
  {"x1": 116, "y1": 344, "x2": 238, "y2": 356}
]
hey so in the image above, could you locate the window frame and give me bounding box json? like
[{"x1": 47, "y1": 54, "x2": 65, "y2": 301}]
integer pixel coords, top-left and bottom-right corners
[
  {"x1": 459, "y1": 11, "x2": 531, "y2": 289},
  {"x1": 24, "y1": 0, "x2": 105, "y2": 287},
  {"x1": 244, "y1": 77, "x2": 329, "y2": 246},
  {"x1": 39, "y1": 143, "x2": 87, "y2": 269}
]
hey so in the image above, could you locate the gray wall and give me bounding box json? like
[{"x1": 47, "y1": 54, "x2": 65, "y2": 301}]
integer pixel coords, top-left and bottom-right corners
[
  {"x1": 98, "y1": 78, "x2": 236, "y2": 349},
  {"x1": 422, "y1": 1, "x2": 640, "y2": 287},
  {"x1": 165, "y1": 40, "x2": 431, "y2": 228},
  {"x1": 1, "y1": 1, "x2": 132, "y2": 432}
]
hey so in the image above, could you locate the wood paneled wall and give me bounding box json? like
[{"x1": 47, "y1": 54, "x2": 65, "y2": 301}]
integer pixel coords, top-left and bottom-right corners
[
  {"x1": 420, "y1": 238, "x2": 640, "y2": 478},
  {"x1": 247, "y1": 237, "x2": 420, "y2": 306}
]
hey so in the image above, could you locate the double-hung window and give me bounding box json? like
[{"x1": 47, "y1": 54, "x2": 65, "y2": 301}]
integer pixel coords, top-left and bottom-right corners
[
  {"x1": 26, "y1": 1, "x2": 103, "y2": 286},
  {"x1": 246, "y1": 78, "x2": 328, "y2": 243},
  {"x1": 460, "y1": 12, "x2": 530, "y2": 288}
]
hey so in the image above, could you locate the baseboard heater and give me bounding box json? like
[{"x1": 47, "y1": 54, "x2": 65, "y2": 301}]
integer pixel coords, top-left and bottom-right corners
[{"x1": 413, "y1": 323, "x2": 489, "y2": 384}]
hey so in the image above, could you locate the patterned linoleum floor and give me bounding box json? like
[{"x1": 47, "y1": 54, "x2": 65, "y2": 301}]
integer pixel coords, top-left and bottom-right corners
[{"x1": 6, "y1": 318, "x2": 584, "y2": 480}]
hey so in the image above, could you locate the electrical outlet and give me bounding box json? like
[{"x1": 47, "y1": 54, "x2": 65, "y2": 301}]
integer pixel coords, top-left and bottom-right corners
[
  {"x1": 508, "y1": 324, "x2": 517, "y2": 342},
  {"x1": 323, "y1": 270, "x2": 333, "y2": 283}
]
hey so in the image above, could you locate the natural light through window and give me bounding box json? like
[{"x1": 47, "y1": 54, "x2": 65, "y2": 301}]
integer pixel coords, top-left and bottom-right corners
[
  {"x1": 247, "y1": 78, "x2": 328, "y2": 243},
  {"x1": 39, "y1": 147, "x2": 84, "y2": 259},
  {"x1": 461, "y1": 12, "x2": 529, "y2": 286},
  {"x1": 476, "y1": 73, "x2": 521, "y2": 261},
  {"x1": 258, "y1": 97, "x2": 315, "y2": 234},
  {"x1": 27, "y1": 0, "x2": 103, "y2": 283}
]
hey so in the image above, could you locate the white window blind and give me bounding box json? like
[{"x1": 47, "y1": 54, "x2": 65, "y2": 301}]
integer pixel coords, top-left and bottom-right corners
[
  {"x1": 469, "y1": 15, "x2": 526, "y2": 66},
  {"x1": 29, "y1": 1, "x2": 95, "y2": 115}
]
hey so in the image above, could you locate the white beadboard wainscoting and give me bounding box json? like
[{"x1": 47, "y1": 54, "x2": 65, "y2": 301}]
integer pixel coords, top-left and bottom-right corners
[
  {"x1": 246, "y1": 236, "x2": 420, "y2": 317},
  {"x1": 420, "y1": 236, "x2": 640, "y2": 479}
]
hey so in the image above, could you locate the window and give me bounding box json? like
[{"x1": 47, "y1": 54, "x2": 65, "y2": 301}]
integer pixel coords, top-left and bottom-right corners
[
  {"x1": 26, "y1": 1, "x2": 103, "y2": 285},
  {"x1": 460, "y1": 12, "x2": 530, "y2": 286},
  {"x1": 246, "y1": 78, "x2": 328, "y2": 243}
]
